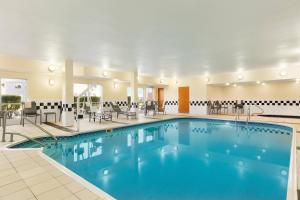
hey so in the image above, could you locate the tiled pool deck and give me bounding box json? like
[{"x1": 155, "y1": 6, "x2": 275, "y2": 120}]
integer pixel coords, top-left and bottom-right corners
[{"x1": 0, "y1": 114, "x2": 299, "y2": 200}]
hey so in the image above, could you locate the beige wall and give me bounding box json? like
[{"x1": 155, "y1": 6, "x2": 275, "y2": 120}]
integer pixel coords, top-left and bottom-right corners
[
  {"x1": 0, "y1": 55, "x2": 63, "y2": 101},
  {"x1": 207, "y1": 81, "x2": 300, "y2": 100},
  {"x1": 1, "y1": 54, "x2": 300, "y2": 104},
  {"x1": 163, "y1": 75, "x2": 207, "y2": 101}
]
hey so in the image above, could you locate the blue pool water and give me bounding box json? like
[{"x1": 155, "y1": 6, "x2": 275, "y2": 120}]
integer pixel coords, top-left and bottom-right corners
[{"x1": 13, "y1": 118, "x2": 293, "y2": 200}]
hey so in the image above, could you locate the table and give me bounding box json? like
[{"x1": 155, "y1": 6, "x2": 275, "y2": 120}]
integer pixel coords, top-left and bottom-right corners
[{"x1": 43, "y1": 112, "x2": 57, "y2": 123}]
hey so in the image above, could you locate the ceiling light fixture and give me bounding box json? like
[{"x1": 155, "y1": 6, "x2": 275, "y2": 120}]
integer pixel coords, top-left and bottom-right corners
[
  {"x1": 233, "y1": 84, "x2": 237, "y2": 87},
  {"x1": 261, "y1": 82, "x2": 265, "y2": 86},
  {"x1": 256, "y1": 81, "x2": 261, "y2": 84},
  {"x1": 225, "y1": 82, "x2": 230, "y2": 86},
  {"x1": 48, "y1": 65, "x2": 56, "y2": 72},
  {"x1": 237, "y1": 74, "x2": 244, "y2": 80},
  {"x1": 279, "y1": 70, "x2": 287, "y2": 76}
]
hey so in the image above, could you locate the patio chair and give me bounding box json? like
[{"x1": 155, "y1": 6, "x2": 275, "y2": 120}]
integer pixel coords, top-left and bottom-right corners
[
  {"x1": 157, "y1": 101, "x2": 166, "y2": 115},
  {"x1": 236, "y1": 100, "x2": 245, "y2": 114},
  {"x1": 207, "y1": 101, "x2": 213, "y2": 115},
  {"x1": 88, "y1": 104, "x2": 112, "y2": 123},
  {"x1": 221, "y1": 101, "x2": 229, "y2": 114},
  {"x1": 110, "y1": 102, "x2": 137, "y2": 119},
  {"x1": 20, "y1": 101, "x2": 42, "y2": 126},
  {"x1": 213, "y1": 101, "x2": 222, "y2": 114},
  {"x1": 144, "y1": 101, "x2": 156, "y2": 116}
]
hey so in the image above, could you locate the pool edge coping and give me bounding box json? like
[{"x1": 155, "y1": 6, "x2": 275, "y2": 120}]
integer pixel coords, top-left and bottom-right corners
[{"x1": 2, "y1": 115, "x2": 298, "y2": 200}]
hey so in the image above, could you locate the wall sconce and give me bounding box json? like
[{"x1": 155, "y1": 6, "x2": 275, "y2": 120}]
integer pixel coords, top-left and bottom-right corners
[
  {"x1": 160, "y1": 79, "x2": 164, "y2": 84},
  {"x1": 49, "y1": 79, "x2": 55, "y2": 86},
  {"x1": 113, "y1": 82, "x2": 119, "y2": 88},
  {"x1": 205, "y1": 77, "x2": 210, "y2": 83},
  {"x1": 48, "y1": 65, "x2": 56, "y2": 72}
]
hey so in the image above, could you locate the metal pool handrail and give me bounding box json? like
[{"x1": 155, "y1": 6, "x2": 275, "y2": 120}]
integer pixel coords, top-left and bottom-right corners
[{"x1": 23, "y1": 117, "x2": 58, "y2": 142}]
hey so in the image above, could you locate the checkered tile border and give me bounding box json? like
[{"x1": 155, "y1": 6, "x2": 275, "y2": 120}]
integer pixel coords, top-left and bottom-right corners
[
  {"x1": 62, "y1": 103, "x2": 74, "y2": 112},
  {"x1": 36, "y1": 102, "x2": 62, "y2": 110},
  {"x1": 164, "y1": 100, "x2": 300, "y2": 106},
  {"x1": 165, "y1": 101, "x2": 178, "y2": 105},
  {"x1": 103, "y1": 101, "x2": 128, "y2": 108}
]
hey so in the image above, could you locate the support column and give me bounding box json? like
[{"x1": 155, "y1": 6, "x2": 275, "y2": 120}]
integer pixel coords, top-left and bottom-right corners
[
  {"x1": 130, "y1": 71, "x2": 138, "y2": 108},
  {"x1": 62, "y1": 59, "x2": 74, "y2": 127}
]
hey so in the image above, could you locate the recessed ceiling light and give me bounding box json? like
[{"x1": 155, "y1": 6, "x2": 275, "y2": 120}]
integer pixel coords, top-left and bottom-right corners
[
  {"x1": 256, "y1": 81, "x2": 261, "y2": 84},
  {"x1": 279, "y1": 70, "x2": 287, "y2": 76},
  {"x1": 238, "y1": 74, "x2": 244, "y2": 80},
  {"x1": 103, "y1": 71, "x2": 108, "y2": 77}
]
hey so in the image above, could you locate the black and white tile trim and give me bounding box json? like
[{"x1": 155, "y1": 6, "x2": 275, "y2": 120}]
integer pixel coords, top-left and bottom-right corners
[
  {"x1": 103, "y1": 101, "x2": 128, "y2": 108},
  {"x1": 165, "y1": 101, "x2": 178, "y2": 105},
  {"x1": 36, "y1": 102, "x2": 62, "y2": 110},
  {"x1": 62, "y1": 103, "x2": 74, "y2": 112},
  {"x1": 164, "y1": 100, "x2": 300, "y2": 106}
]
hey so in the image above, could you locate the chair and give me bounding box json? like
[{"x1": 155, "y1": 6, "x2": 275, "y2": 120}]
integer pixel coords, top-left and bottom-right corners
[
  {"x1": 144, "y1": 101, "x2": 156, "y2": 116},
  {"x1": 20, "y1": 101, "x2": 41, "y2": 126},
  {"x1": 221, "y1": 101, "x2": 229, "y2": 114},
  {"x1": 157, "y1": 101, "x2": 166, "y2": 115},
  {"x1": 236, "y1": 100, "x2": 245, "y2": 114},
  {"x1": 213, "y1": 101, "x2": 222, "y2": 114},
  {"x1": 110, "y1": 102, "x2": 137, "y2": 119},
  {"x1": 207, "y1": 101, "x2": 213, "y2": 115},
  {"x1": 88, "y1": 104, "x2": 112, "y2": 123}
]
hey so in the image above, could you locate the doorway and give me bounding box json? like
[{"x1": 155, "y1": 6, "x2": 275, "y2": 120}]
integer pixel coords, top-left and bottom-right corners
[
  {"x1": 157, "y1": 88, "x2": 164, "y2": 112},
  {"x1": 178, "y1": 87, "x2": 189, "y2": 113}
]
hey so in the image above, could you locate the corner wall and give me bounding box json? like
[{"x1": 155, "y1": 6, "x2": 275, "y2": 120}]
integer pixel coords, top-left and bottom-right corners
[{"x1": 207, "y1": 81, "x2": 300, "y2": 116}]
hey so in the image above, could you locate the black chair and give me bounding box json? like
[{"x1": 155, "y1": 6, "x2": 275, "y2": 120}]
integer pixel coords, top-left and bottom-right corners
[
  {"x1": 110, "y1": 102, "x2": 137, "y2": 119},
  {"x1": 207, "y1": 101, "x2": 213, "y2": 115},
  {"x1": 221, "y1": 101, "x2": 229, "y2": 114},
  {"x1": 144, "y1": 101, "x2": 156, "y2": 116},
  {"x1": 20, "y1": 102, "x2": 41, "y2": 126},
  {"x1": 213, "y1": 101, "x2": 222, "y2": 114},
  {"x1": 237, "y1": 100, "x2": 245, "y2": 114}
]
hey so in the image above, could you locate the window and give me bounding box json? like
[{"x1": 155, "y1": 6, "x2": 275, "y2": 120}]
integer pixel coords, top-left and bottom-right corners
[
  {"x1": 146, "y1": 87, "x2": 153, "y2": 100},
  {"x1": 74, "y1": 84, "x2": 88, "y2": 96},
  {"x1": 138, "y1": 88, "x2": 144, "y2": 101},
  {"x1": 127, "y1": 87, "x2": 131, "y2": 97},
  {"x1": 1, "y1": 78, "x2": 27, "y2": 101}
]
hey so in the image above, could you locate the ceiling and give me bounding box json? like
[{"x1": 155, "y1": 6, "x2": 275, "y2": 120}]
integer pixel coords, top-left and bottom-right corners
[{"x1": 0, "y1": 0, "x2": 300, "y2": 76}]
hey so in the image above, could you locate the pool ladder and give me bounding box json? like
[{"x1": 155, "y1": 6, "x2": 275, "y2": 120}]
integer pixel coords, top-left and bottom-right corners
[
  {"x1": 1, "y1": 111, "x2": 57, "y2": 146},
  {"x1": 235, "y1": 106, "x2": 251, "y2": 125}
]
